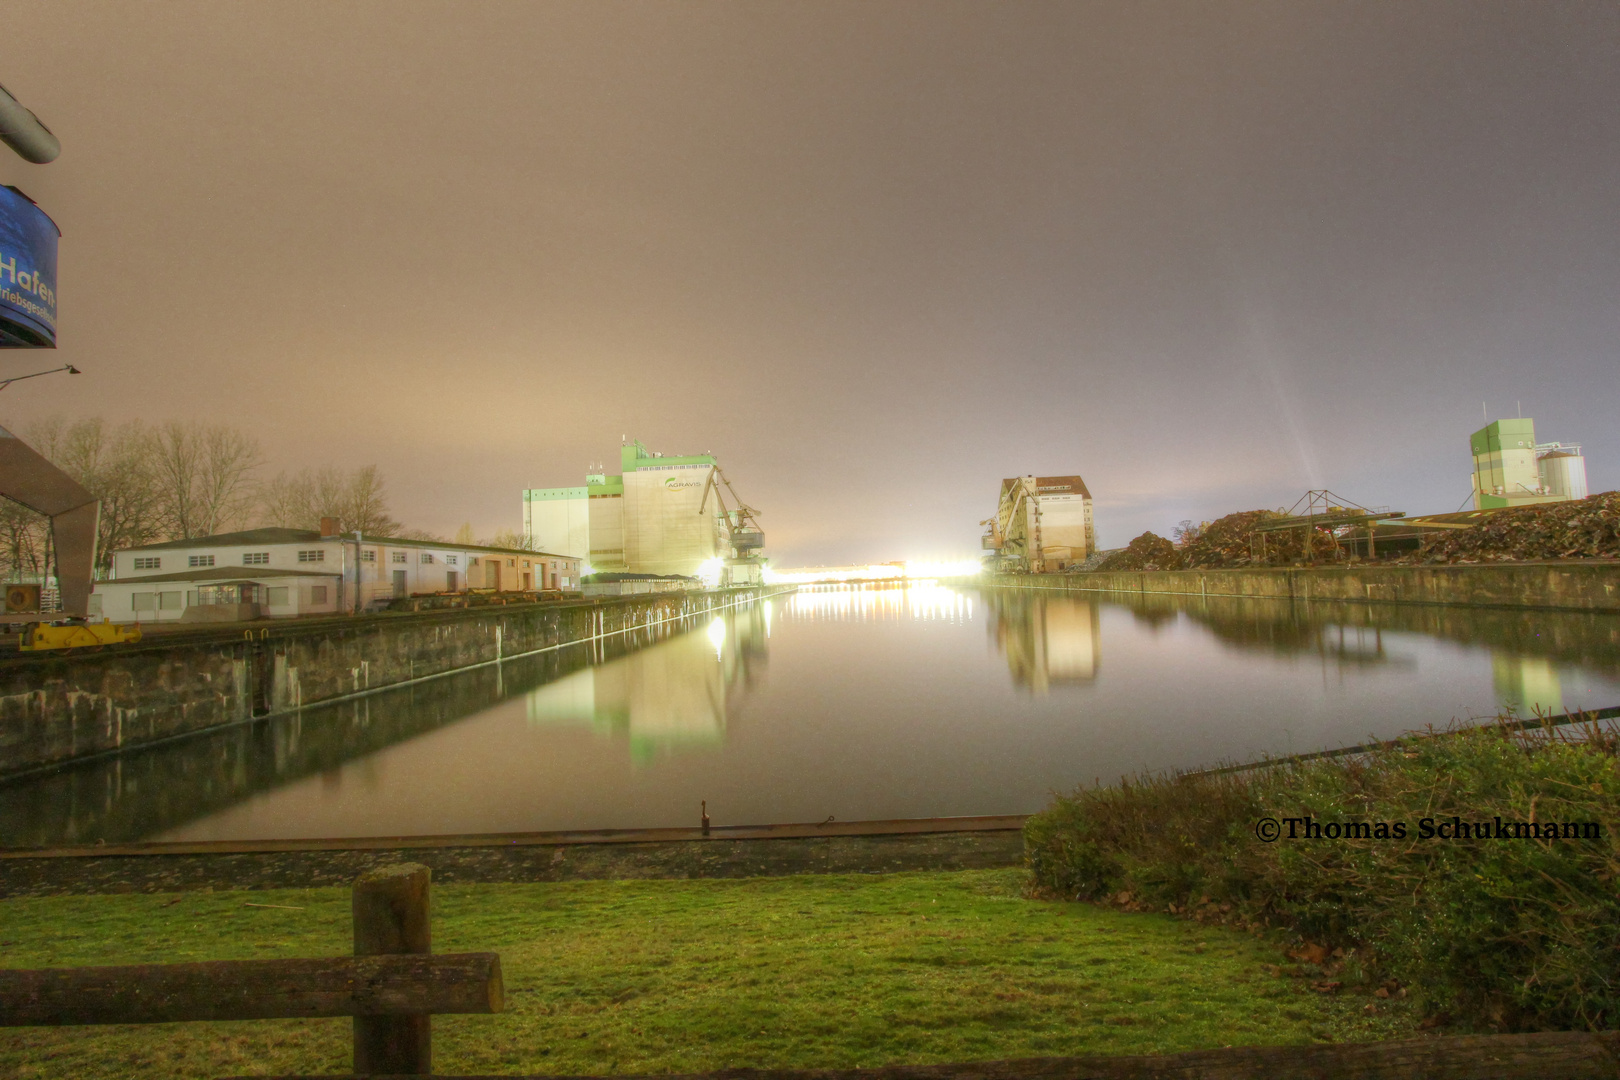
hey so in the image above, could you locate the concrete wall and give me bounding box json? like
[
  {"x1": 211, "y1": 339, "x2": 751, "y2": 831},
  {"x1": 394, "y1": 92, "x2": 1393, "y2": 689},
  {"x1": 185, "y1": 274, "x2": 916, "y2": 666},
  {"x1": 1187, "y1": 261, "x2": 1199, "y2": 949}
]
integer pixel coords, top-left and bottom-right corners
[
  {"x1": 0, "y1": 587, "x2": 791, "y2": 781},
  {"x1": 987, "y1": 562, "x2": 1620, "y2": 612}
]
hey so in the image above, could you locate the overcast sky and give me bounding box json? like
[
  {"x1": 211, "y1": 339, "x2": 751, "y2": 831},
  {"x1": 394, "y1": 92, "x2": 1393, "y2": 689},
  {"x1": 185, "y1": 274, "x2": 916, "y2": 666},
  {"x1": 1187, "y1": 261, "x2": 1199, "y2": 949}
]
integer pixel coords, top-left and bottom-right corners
[{"x1": 2, "y1": 1, "x2": 1616, "y2": 563}]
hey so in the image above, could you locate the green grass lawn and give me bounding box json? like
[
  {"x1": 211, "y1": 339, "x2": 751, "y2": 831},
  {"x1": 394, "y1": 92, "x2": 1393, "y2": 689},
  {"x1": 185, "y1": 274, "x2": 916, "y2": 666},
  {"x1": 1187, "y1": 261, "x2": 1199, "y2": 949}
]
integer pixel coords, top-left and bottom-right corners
[{"x1": 0, "y1": 869, "x2": 1417, "y2": 1078}]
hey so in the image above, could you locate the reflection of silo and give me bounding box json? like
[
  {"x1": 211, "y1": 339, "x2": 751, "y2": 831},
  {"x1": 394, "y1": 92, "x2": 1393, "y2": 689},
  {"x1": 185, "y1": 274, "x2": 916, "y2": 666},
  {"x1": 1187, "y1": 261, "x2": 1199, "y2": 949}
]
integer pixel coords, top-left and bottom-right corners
[
  {"x1": 995, "y1": 595, "x2": 1100, "y2": 693},
  {"x1": 1042, "y1": 599, "x2": 1101, "y2": 683},
  {"x1": 1492, "y1": 653, "x2": 1563, "y2": 717},
  {"x1": 1537, "y1": 451, "x2": 1588, "y2": 501},
  {"x1": 524, "y1": 602, "x2": 771, "y2": 762}
]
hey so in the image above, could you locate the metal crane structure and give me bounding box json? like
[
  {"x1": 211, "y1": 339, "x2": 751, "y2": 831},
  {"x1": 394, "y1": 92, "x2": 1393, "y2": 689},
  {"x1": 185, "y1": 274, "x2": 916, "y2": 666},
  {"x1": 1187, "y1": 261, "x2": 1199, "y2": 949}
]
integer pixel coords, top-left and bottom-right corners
[
  {"x1": 698, "y1": 464, "x2": 766, "y2": 586},
  {"x1": 1249, "y1": 490, "x2": 1406, "y2": 564},
  {"x1": 981, "y1": 475, "x2": 1044, "y2": 573}
]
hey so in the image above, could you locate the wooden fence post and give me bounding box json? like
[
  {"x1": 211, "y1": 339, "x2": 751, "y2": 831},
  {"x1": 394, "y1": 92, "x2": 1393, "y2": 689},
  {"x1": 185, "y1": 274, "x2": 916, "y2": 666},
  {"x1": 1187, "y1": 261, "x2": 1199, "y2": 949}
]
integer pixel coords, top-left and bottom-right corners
[{"x1": 352, "y1": 863, "x2": 432, "y2": 1076}]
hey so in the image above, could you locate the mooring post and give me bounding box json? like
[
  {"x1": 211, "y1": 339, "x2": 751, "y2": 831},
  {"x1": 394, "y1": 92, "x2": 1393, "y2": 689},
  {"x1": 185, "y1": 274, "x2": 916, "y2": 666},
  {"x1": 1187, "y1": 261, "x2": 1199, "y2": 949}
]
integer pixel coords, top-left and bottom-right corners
[{"x1": 352, "y1": 863, "x2": 432, "y2": 1075}]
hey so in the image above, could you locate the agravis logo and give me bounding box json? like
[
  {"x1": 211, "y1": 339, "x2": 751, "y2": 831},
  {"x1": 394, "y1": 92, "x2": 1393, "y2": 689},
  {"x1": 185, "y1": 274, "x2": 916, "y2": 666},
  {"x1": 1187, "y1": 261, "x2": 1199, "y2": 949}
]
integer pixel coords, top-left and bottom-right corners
[{"x1": 664, "y1": 476, "x2": 704, "y2": 491}]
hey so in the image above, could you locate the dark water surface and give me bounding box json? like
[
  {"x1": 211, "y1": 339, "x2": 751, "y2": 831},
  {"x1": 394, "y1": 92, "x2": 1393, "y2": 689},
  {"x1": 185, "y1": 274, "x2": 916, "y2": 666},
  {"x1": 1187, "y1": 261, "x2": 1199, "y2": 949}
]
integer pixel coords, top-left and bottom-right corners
[{"x1": 5, "y1": 582, "x2": 1619, "y2": 846}]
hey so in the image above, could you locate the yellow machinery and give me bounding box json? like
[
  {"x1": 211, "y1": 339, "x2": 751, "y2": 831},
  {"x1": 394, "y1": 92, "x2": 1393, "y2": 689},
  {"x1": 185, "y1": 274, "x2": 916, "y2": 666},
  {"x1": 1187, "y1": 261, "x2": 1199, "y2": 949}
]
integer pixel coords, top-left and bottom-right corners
[{"x1": 19, "y1": 620, "x2": 143, "y2": 652}]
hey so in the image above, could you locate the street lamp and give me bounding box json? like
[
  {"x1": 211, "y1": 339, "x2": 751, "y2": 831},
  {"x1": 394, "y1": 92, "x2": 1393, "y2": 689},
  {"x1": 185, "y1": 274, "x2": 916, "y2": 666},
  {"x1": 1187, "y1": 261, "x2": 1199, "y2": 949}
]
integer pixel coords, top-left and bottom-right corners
[
  {"x1": 0, "y1": 82, "x2": 60, "y2": 163},
  {"x1": 0, "y1": 363, "x2": 79, "y2": 390}
]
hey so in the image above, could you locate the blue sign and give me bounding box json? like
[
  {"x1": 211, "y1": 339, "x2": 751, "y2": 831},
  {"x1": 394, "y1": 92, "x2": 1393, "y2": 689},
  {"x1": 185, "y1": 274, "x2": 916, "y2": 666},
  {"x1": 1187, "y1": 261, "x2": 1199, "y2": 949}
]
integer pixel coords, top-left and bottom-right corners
[{"x1": 0, "y1": 185, "x2": 60, "y2": 347}]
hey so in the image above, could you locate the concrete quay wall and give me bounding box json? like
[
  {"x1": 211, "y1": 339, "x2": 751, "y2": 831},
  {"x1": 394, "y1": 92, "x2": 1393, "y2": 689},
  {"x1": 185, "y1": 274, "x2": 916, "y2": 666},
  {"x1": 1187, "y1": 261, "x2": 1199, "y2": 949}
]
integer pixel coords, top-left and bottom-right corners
[
  {"x1": 987, "y1": 562, "x2": 1620, "y2": 612},
  {"x1": 0, "y1": 587, "x2": 789, "y2": 781}
]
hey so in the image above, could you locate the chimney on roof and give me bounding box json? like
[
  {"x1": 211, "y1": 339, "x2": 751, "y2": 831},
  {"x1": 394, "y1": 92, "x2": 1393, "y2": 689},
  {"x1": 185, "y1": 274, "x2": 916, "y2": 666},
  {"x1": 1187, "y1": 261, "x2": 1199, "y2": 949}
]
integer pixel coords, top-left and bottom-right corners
[{"x1": 319, "y1": 516, "x2": 339, "y2": 538}]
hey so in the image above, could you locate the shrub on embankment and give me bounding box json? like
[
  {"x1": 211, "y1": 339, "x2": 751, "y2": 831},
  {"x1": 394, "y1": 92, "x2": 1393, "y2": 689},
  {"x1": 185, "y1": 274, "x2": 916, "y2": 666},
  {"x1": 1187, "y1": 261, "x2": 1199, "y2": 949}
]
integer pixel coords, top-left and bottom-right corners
[{"x1": 1024, "y1": 720, "x2": 1620, "y2": 1032}]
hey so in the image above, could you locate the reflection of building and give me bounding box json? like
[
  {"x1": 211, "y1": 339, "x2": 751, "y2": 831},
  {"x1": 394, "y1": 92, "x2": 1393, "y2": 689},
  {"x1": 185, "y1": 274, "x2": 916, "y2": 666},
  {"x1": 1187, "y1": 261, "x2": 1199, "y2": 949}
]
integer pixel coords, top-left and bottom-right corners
[
  {"x1": 985, "y1": 591, "x2": 1100, "y2": 693},
  {"x1": 525, "y1": 599, "x2": 769, "y2": 763},
  {"x1": 1470, "y1": 419, "x2": 1588, "y2": 510},
  {"x1": 524, "y1": 439, "x2": 762, "y2": 578},
  {"x1": 1492, "y1": 653, "x2": 1564, "y2": 717},
  {"x1": 982, "y1": 475, "x2": 1095, "y2": 572}
]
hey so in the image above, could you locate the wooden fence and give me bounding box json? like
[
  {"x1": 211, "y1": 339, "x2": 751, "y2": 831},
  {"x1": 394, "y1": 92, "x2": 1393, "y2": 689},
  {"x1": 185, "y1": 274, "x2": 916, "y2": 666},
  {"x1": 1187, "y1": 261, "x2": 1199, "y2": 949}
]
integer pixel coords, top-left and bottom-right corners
[{"x1": 0, "y1": 862, "x2": 498, "y2": 1075}]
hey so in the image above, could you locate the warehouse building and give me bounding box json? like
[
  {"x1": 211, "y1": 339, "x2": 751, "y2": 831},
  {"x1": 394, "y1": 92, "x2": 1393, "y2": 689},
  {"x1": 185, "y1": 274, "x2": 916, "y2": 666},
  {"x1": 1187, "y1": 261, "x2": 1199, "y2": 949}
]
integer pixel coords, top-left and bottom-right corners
[
  {"x1": 93, "y1": 523, "x2": 580, "y2": 623},
  {"x1": 981, "y1": 474, "x2": 1096, "y2": 572},
  {"x1": 523, "y1": 440, "x2": 740, "y2": 578}
]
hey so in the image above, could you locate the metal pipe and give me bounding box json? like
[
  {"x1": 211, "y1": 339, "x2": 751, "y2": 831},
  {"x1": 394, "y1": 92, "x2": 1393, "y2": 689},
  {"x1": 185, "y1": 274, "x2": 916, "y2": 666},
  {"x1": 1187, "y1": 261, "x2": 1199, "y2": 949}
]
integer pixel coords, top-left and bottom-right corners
[{"x1": 0, "y1": 83, "x2": 60, "y2": 164}]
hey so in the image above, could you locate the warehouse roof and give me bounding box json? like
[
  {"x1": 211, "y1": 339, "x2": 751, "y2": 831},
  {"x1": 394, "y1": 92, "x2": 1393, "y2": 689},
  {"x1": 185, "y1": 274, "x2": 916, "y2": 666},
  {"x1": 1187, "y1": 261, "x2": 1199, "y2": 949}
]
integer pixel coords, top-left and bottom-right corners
[{"x1": 123, "y1": 528, "x2": 575, "y2": 562}]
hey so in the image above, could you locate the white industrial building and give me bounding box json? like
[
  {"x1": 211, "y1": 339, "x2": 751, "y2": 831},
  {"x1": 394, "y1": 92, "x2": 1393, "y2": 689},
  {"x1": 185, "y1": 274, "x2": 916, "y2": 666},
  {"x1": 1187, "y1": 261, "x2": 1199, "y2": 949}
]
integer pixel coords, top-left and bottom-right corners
[
  {"x1": 93, "y1": 525, "x2": 581, "y2": 623},
  {"x1": 982, "y1": 474, "x2": 1096, "y2": 573},
  {"x1": 524, "y1": 440, "x2": 760, "y2": 579}
]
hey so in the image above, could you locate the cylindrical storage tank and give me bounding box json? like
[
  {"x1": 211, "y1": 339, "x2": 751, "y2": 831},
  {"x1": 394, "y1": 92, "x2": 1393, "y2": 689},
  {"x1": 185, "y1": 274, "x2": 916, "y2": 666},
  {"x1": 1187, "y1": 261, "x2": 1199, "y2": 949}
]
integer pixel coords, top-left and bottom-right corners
[{"x1": 1537, "y1": 452, "x2": 1589, "y2": 500}]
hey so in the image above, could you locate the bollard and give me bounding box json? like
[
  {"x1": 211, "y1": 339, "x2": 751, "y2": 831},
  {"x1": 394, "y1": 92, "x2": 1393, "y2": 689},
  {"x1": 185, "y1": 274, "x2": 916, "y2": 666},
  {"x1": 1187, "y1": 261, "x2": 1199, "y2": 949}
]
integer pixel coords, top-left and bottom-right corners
[{"x1": 352, "y1": 863, "x2": 432, "y2": 1075}]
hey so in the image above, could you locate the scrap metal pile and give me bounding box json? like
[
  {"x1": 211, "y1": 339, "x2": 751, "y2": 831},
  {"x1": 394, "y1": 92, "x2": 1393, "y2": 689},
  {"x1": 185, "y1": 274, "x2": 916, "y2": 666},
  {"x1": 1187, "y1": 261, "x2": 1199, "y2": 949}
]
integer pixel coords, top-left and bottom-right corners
[
  {"x1": 1406, "y1": 491, "x2": 1620, "y2": 564},
  {"x1": 1096, "y1": 510, "x2": 1327, "y2": 571}
]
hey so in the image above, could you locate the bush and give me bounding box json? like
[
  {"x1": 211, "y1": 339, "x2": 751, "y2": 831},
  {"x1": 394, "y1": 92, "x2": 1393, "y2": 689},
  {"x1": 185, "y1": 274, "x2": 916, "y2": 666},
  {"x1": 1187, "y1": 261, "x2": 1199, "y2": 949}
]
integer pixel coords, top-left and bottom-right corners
[{"x1": 1025, "y1": 720, "x2": 1620, "y2": 1031}]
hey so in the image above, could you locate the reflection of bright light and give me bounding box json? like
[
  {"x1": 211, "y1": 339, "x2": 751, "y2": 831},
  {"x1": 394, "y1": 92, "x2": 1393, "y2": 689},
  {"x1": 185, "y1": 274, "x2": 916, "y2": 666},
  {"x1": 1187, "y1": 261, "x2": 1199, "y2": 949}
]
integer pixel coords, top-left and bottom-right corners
[
  {"x1": 697, "y1": 558, "x2": 724, "y2": 588},
  {"x1": 764, "y1": 560, "x2": 980, "y2": 585},
  {"x1": 707, "y1": 616, "x2": 726, "y2": 659},
  {"x1": 763, "y1": 599, "x2": 772, "y2": 638},
  {"x1": 581, "y1": 562, "x2": 595, "y2": 577},
  {"x1": 785, "y1": 582, "x2": 974, "y2": 624}
]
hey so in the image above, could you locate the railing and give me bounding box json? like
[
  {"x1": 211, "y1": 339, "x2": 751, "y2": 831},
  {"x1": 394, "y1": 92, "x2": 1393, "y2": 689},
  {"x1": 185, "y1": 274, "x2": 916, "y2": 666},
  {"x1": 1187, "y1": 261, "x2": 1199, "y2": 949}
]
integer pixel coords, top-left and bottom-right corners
[{"x1": 0, "y1": 863, "x2": 500, "y2": 1076}]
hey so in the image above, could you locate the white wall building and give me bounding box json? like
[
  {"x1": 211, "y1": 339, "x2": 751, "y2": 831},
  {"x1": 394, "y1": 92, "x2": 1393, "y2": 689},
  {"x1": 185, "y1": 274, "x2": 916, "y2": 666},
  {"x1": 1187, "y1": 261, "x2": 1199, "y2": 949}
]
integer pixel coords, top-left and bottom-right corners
[{"x1": 94, "y1": 526, "x2": 582, "y2": 623}]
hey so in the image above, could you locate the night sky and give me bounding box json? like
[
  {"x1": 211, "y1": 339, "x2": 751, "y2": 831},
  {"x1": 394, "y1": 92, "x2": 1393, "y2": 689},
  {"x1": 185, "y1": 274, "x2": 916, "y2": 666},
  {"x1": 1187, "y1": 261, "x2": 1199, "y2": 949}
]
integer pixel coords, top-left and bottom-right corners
[{"x1": 3, "y1": 2, "x2": 1616, "y2": 564}]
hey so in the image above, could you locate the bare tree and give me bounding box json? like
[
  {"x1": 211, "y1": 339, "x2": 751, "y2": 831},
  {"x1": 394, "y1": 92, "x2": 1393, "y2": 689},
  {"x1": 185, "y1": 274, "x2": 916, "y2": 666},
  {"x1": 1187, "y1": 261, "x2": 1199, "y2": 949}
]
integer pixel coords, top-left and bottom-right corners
[
  {"x1": 50, "y1": 418, "x2": 164, "y2": 575},
  {"x1": 148, "y1": 421, "x2": 262, "y2": 538},
  {"x1": 195, "y1": 425, "x2": 262, "y2": 535},
  {"x1": 259, "y1": 469, "x2": 316, "y2": 528},
  {"x1": 257, "y1": 464, "x2": 399, "y2": 537},
  {"x1": 340, "y1": 465, "x2": 398, "y2": 536},
  {"x1": 482, "y1": 528, "x2": 534, "y2": 551}
]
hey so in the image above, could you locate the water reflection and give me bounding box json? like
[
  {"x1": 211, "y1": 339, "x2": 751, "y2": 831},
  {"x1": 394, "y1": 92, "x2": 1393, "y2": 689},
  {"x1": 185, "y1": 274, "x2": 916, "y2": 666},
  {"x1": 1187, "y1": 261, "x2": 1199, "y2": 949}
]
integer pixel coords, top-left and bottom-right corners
[
  {"x1": 1492, "y1": 654, "x2": 1565, "y2": 717},
  {"x1": 982, "y1": 591, "x2": 1100, "y2": 692},
  {"x1": 0, "y1": 600, "x2": 770, "y2": 847},
  {"x1": 525, "y1": 606, "x2": 770, "y2": 764},
  {"x1": 4, "y1": 583, "x2": 1618, "y2": 846},
  {"x1": 787, "y1": 581, "x2": 974, "y2": 623},
  {"x1": 1028, "y1": 585, "x2": 1620, "y2": 714}
]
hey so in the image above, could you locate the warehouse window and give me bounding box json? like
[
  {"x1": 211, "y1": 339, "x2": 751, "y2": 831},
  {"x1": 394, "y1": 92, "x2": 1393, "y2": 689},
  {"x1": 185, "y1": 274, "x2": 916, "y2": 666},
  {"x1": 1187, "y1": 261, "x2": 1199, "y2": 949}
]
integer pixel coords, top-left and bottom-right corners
[
  {"x1": 133, "y1": 556, "x2": 160, "y2": 570},
  {"x1": 445, "y1": 555, "x2": 457, "y2": 566},
  {"x1": 88, "y1": 595, "x2": 103, "y2": 616},
  {"x1": 267, "y1": 587, "x2": 290, "y2": 605},
  {"x1": 159, "y1": 592, "x2": 182, "y2": 610},
  {"x1": 188, "y1": 555, "x2": 214, "y2": 568},
  {"x1": 311, "y1": 585, "x2": 329, "y2": 603},
  {"x1": 392, "y1": 552, "x2": 407, "y2": 564},
  {"x1": 132, "y1": 593, "x2": 156, "y2": 611},
  {"x1": 297, "y1": 550, "x2": 325, "y2": 563},
  {"x1": 420, "y1": 553, "x2": 434, "y2": 564},
  {"x1": 360, "y1": 550, "x2": 376, "y2": 562},
  {"x1": 243, "y1": 552, "x2": 269, "y2": 565}
]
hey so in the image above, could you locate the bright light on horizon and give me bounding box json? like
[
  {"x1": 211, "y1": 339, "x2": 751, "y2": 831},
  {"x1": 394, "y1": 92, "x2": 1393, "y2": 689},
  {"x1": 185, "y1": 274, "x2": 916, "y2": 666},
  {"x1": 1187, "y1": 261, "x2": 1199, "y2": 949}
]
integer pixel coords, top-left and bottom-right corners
[{"x1": 764, "y1": 560, "x2": 981, "y2": 585}]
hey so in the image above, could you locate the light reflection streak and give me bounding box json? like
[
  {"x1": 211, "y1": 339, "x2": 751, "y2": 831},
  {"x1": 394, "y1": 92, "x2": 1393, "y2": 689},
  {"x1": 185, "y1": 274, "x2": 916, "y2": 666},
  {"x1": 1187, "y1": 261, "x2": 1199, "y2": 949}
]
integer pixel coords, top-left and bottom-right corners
[{"x1": 785, "y1": 582, "x2": 975, "y2": 625}]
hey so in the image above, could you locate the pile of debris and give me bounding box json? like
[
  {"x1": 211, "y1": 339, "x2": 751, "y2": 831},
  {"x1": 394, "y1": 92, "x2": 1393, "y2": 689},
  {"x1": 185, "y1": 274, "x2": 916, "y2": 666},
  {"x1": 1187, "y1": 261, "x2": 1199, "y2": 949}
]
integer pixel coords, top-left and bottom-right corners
[
  {"x1": 1410, "y1": 491, "x2": 1620, "y2": 564},
  {"x1": 1179, "y1": 509, "x2": 1313, "y2": 568},
  {"x1": 1094, "y1": 509, "x2": 1347, "y2": 572},
  {"x1": 1093, "y1": 531, "x2": 1182, "y2": 571}
]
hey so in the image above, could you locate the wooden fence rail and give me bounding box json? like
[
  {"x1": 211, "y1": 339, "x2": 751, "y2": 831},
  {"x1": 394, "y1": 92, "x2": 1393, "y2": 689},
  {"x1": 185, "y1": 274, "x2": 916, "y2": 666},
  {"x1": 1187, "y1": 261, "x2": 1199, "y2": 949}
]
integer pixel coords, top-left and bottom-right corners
[
  {"x1": 0, "y1": 862, "x2": 489, "y2": 1075},
  {"x1": 0, "y1": 952, "x2": 503, "y2": 1026}
]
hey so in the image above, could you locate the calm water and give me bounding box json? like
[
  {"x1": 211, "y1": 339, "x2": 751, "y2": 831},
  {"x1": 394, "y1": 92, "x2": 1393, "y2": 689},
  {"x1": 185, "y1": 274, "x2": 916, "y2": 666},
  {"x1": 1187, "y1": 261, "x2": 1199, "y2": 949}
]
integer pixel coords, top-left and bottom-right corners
[{"x1": 5, "y1": 582, "x2": 1620, "y2": 846}]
